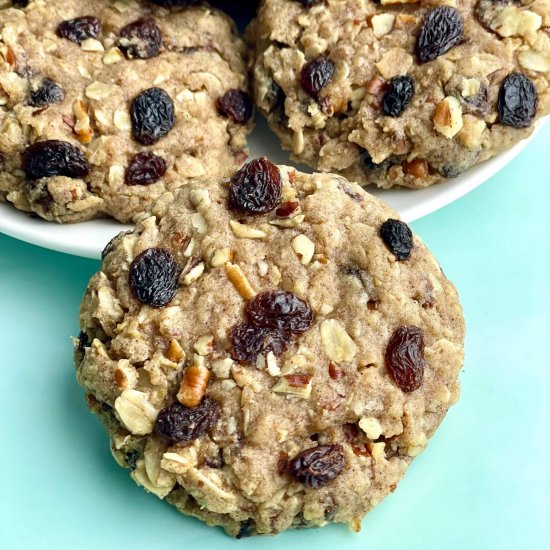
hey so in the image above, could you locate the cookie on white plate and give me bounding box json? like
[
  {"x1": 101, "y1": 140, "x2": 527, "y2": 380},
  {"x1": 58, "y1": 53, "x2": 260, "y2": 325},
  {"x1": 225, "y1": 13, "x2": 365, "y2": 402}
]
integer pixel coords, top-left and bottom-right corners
[
  {"x1": 0, "y1": 0, "x2": 252, "y2": 222},
  {"x1": 249, "y1": 0, "x2": 549, "y2": 189}
]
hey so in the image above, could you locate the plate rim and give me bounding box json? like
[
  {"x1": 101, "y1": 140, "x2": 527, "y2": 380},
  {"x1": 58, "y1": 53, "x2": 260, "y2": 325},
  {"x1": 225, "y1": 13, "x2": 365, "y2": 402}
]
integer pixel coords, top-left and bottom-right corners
[{"x1": 0, "y1": 119, "x2": 545, "y2": 260}]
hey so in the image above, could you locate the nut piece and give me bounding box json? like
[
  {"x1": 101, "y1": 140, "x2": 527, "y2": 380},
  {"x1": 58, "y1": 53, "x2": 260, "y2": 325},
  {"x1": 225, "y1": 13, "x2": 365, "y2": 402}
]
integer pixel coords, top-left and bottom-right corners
[
  {"x1": 73, "y1": 100, "x2": 93, "y2": 143},
  {"x1": 182, "y1": 259, "x2": 205, "y2": 286},
  {"x1": 230, "y1": 220, "x2": 267, "y2": 240},
  {"x1": 490, "y1": 8, "x2": 541, "y2": 39},
  {"x1": 194, "y1": 335, "x2": 214, "y2": 356},
  {"x1": 177, "y1": 365, "x2": 210, "y2": 408},
  {"x1": 370, "y1": 14, "x2": 396, "y2": 38},
  {"x1": 368, "y1": 441, "x2": 386, "y2": 462},
  {"x1": 320, "y1": 319, "x2": 357, "y2": 363},
  {"x1": 114, "y1": 389, "x2": 158, "y2": 435},
  {"x1": 211, "y1": 357, "x2": 234, "y2": 379},
  {"x1": 375, "y1": 48, "x2": 413, "y2": 79},
  {"x1": 191, "y1": 212, "x2": 207, "y2": 235},
  {"x1": 226, "y1": 263, "x2": 256, "y2": 299},
  {"x1": 359, "y1": 417, "x2": 383, "y2": 439},
  {"x1": 189, "y1": 189, "x2": 211, "y2": 209},
  {"x1": 272, "y1": 374, "x2": 313, "y2": 399},
  {"x1": 81, "y1": 38, "x2": 104, "y2": 52},
  {"x1": 461, "y1": 78, "x2": 481, "y2": 98},
  {"x1": 166, "y1": 339, "x2": 185, "y2": 363},
  {"x1": 210, "y1": 248, "x2": 234, "y2": 267},
  {"x1": 103, "y1": 47, "x2": 123, "y2": 65},
  {"x1": 291, "y1": 234, "x2": 315, "y2": 265},
  {"x1": 433, "y1": 96, "x2": 463, "y2": 139}
]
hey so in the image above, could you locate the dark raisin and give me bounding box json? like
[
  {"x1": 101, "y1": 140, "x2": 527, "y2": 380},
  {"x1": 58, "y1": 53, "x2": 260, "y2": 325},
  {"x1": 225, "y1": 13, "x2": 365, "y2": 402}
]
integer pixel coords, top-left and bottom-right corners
[
  {"x1": 229, "y1": 324, "x2": 289, "y2": 364},
  {"x1": 76, "y1": 330, "x2": 90, "y2": 356},
  {"x1": 245, "y1": 290, "x2": 313, "y2": 335},
  {"x1": 218, "y1": 89, "x2": 253, "y2": 124},
  {"x1": 463, "y1": 84, "x2": 489, "y2": 117},
  {"x1": 382, "y1": 76, "x2": 415, "y2": 117},
  {"x1": 28, "y1": 78, "x2": 65, "y2": 108},
  {"x1": 155, "y1": 397, "x2": 221, "y2": 443},
  {"x1": 228, "y1": 157, "x2": 282, "y2": 215},
  {"x1": 131, "y1": 87, "x2": 176, "y2": 145},
  {"x1": 289, "y1": 444, "x2": 345, "y2": 488},
  {"x1": 57, "y1": 16, "x2": 102, "y2": 44},
  {"x1": 129, "y1": 248, "x2": 179, "y2": 308},
  {"x1": 124, "y1": 450, "x2": 140, "y2": 470},
  {"x1": 379, "y1": 218, "x2": 413, "y2": 261},
  {"x1": 236, "y1": 519, "x2": 255, "y2": 539},
  {"x1": 275, "y1": 201, "x2": 300, "y2": 217},
  {"x1": 297, "y1": 0, "x2": 322, "y2": 5},
  {"x1": 125, "y1": 152, "x2": 167, "y2": 186},
  {"x1": 265, "y1": 81, "x2": 286, "y2": 114},
  {"x1": 416, "y1": 7, "x2": 464, "y2": 63},
  {"x1": 498, "y1": 73, "x2": 538, "y2": 129},
  {"x1": 385, "y1": 326, "x2": 425, "y2": 392},
  {"x1": 119, "y1": 19, "x2": 162, "y2": 60},
  {"x1": 22, "y1": 140, "x2": 89, "y2": 179},
  {"x1": 300, "y1": 56, "x2": 335, "y2": 97},
  {"x1": 360, "y1": 149, "x2": 388, "y2": 172},
  {"x1": 13, "y1": 1, "x2": 30, "y2": 6},
  {"x1": 101, "y1": 230, "x2": 133, "y2": 260}
]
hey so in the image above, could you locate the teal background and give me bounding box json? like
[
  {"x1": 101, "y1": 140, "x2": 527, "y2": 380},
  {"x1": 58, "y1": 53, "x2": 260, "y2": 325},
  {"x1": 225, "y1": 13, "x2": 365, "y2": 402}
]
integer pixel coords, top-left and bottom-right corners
[{"x1": 1, "y1": 126, "x2": 549, "y2": 550}]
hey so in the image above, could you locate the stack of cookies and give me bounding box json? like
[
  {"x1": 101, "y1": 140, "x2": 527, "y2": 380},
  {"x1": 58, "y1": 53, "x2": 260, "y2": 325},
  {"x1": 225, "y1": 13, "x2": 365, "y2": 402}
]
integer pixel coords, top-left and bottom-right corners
[{"x1": 1, "y1": 0, "x2": 547, "y2": 538}]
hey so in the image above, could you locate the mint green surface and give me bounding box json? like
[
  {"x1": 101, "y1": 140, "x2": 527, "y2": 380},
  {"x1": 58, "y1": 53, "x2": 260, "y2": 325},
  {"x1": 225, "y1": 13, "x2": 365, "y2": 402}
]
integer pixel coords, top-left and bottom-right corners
[{"x1": 1, "y1": 128, "x2": 549, "y2": 550}]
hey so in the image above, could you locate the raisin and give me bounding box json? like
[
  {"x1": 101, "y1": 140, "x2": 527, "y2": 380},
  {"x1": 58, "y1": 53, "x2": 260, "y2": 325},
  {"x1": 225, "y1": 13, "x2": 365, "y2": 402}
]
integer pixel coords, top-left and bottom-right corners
[
  {"x1": 218, "y1": 89, "x2": 253, "y2": 124},
  {"x1": 28, "y1": 78, "x2": 65, "y2": 108},
  {"x1": 124, "y1": 450, "x2": 140, "y2": 470},
  {"x1": 379, "y1": 218, "x2": 413, "y2": 261},
  {"x1": 463, "y1": 84, "x2": 489, "y2": 118},
  {"x1": 498, "y1": 73, "x2": 538, "y2": 129},
  {"x1": 288, "y1": 444, "x2": 345, "y2": 488},
  {"x1": 298, "y1": 0, "x2": 322, "y2": 5},
  {"x1": 125, "y1": 152, "x2": 167, "y2": 186},
  {"x1": 236, "y1": 520, "x2": 255, "y2": 539},
  {"x1": 131, "y1": 87, "x2": 176, "y2": 145},
  {"x1": 360, "y1": 149, "x2": 388, "y2": 172},
  {"x1": 76, "y1": 330, "x2": 90, "y2": 356},
  {"x1": 229, "y1": 324, "x2": 289, "y2": 364},
  {"x1": 119, "y1": 19, "x2": 162, "y2": 60},
  {"x1": 383, "y1": 76, "x2": 415, "y2": 117},
  {"x1": 57, "y1": 16, "x2": 102, "y2": 44},
  {"x1": 275, "y1": 201, "x2": 300, "y2": 217},
  {"x1": 228, "y1": 157, "x2": 282, "y2": 215},
  {"x1": 385, "y1": 326, "x2": 425, "y2": 392},
  {"x1": 300, "y1": 56, "x2": 335, "y2": 97},
  {"x1": 13, "y1": 1, "x2": 30, "y2": 6},
  {"x1": 155, "y1": 397, "x2": 221, "y2": 443},
  {"x1": 416, "y1": 7, "x2": 464, "y2": 63},
  {"x1": 101, "y1": 230, "x2": 133, "y2": 260},
  {"x1": 22, "y1": 140, "x2": 89, "y2": 179},
  {"x1": 129, "y1": 248, "x2": 179, "y2": 308},
  {"x1": 265, "y1": 81, "x2": 286, "y2": 114},
  {"x1": 245, "y1": 290, "x2": 313, "y2": 334}
]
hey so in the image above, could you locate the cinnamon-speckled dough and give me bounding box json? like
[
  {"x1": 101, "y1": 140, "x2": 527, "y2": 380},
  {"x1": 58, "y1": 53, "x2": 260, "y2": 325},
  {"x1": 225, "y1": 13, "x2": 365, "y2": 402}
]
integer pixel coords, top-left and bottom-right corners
[
  {"x1": 249, "y1": 0, "x2": 550, "y2": 189},
  {"x1": 75, "y1": 161, "x2": 465, "y2": 536},
  {"x1": 0, "y1": 0, "x2": 251, "y2": 222}
]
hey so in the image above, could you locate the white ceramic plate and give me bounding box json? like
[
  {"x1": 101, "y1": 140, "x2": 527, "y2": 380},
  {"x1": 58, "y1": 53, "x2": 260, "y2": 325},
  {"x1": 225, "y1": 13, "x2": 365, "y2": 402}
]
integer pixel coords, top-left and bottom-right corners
[{"x1": 0, "y1": 116, "x2": 544, "y2": 259}]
